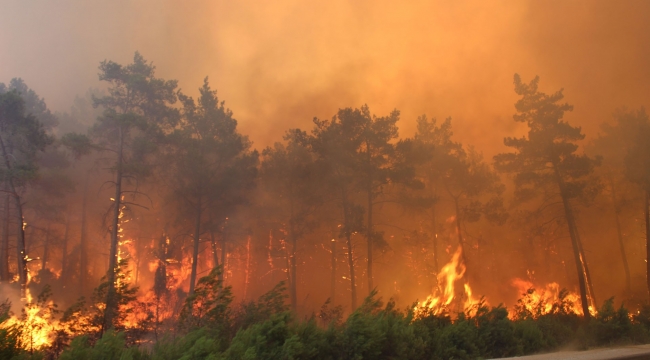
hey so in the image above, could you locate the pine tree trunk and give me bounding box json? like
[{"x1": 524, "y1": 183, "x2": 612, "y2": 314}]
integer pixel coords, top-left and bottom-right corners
[
  {"x1": 0, "y1": 135, "x2": 27, "y2": 294},
  {"x1": 555, "y1": 166, "x2": 591, "y2": 319},
  {"x1": 12, "y1": 188, "x2": 26, "y2": 295},
  {"x1": 41, "y1": 226, "x2": 50, "y2": 271},
  {"x1": 574, "y1": 224, "x2": 597, "y2": 308},
  {"x1": 331, "y1": 236, "x2": 336, "y2": 302},
  {"x1": 432, "y1": 203, "x2": 439, "y2": 280},
  {"x1": 104, "y1": 127, "x2": 124, "y2": 330},
  {"x1": 210, "y1": 230, "x2": 219, "y2": 269},
  {"x1": 340, "y1": 186, "x2": 357, "y2": 310},
  {"x1": 219, "y1": 229, "x2": 227, "y2": 283},
  {"x1": 289, "y1": 219, "x2": 298, "y2": 311},
  {"x1": 645, "y1": 189, "x2": 650, "y2": 300},
  {"x1": 79, "y1": 175, "x2": 89, "y2": 294},
  {"x1": 134, "y1": 236, "x2": 142, "y2": 285},
  {"x1": 0, "y1": 191, "x2": 9, "y2": 281},
  {"x1": 346, "y1": 231, "x2": 356, "y2": 310},
  {"x1": 61, "y1": 213, "x2": 70, "y2": 285},
  {"x1": 366, "y1": 155, "x2": 374, "y2": 294},
  {"x1": 611, "y1": 183, "x2": 631, "y2": 294},
  {"x1": 153, "y1": 232, "x2": 167, "y2": 343},
  {"x1": 189, "y1": 198, "x2": 202, "y2": 296},
  {"x1": 244, "y1": 235, "x2": 251, "y2": 301}
]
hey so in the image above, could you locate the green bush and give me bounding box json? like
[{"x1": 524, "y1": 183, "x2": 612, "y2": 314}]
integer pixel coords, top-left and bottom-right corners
[{"x1": 58, "y1": 331, "x2": 148, "y2": 360}]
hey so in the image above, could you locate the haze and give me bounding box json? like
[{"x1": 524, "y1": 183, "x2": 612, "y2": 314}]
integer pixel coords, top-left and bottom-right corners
[{"x1": 2, "y1": 0, "x2": 649, "y2": 153}]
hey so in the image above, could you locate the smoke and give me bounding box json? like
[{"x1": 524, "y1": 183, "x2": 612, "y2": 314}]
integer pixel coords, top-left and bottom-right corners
[{"x1": 1, "y1": 0, "x2": 648, "y2": 153}]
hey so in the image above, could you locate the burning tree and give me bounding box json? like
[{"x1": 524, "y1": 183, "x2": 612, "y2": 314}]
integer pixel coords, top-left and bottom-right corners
[
  {"x1": 0, "y1": 86, "x2": 53, "y2": 293},
  {"x1": 410, "y1": 116, "x2": 459, "y2": 276},
  {"x1": 494, "y1": 74, "x2": 601, "y2": 318},
  {"x1": 88, "y1": 52, "x2": 179, "y2": 330}
]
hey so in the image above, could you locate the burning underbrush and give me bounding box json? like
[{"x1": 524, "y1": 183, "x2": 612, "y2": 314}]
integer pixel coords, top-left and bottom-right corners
[
  {"x1": 413, "y1": 246, "x2": 593, "y2": 320},
  {"x1": 1, "y1": 251, "x2": 649, "y2": 359}
]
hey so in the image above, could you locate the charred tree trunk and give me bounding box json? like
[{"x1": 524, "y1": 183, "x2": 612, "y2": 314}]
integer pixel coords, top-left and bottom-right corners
[
  {"x1": 219, "y1": 229, "x2": 227, "y2": 283},
  {"x1": 431, "y1": 202, "x2": 439, "y2": 279},
  {"x1": 210, "y1": 230, "x2": 219, "y2": 269},
  {"x1": 11, "y1": 181, "x2": 26, "y2": 294},
  {"x1": 104, "y1": 127, "x2": 124, "y2": 330},
  {"x1": 189, "y1": 197, "x2": 202, "y2": 296},
  {"x1": 339, "y1": 182, "x2": 358, "y2": 310},
  {"x1": 61, "y1": 213, "x2": 70, "y2": 285},
  {"x1": 153, "y1": 232, "x2": 168, "y2": 342},
  {"x1": 244, "y1": 235, "x2": 251, "y2": 301},
  {"x1": 41, "y1": 225, "x2": 50, "y2": 271},
  {"x1": 345, "y1": 230, "x2": 356, "y2": 310},
  {"x1": 574, "y1": 224, "x2": 597, "y2": 308},
  {"x1": 288, "y1": 219, "x2": 298, "y2": 311},
  {"x1": 610, "y1": 180, "x2": 631, "y2": 294},
  {"x1": 134, "y1": 236, "x2": 143, "y2": 285},
  {"x1": 0, "y1": 134, "x2": 27, "y2": 294},
  {"x1": 554, "y1": 166, "x2": 591, "y2": 319},
  {"x1": 331, "y1": 236, "x2": 336, "y2": 302},
  {"x1": 645, "y1": 189, "x2": 650, "y2": 299},
  {"x1": 366, "y1": 148, "x2": 374, "y2": 294},
  {"x1": 0, "y1": 190, "x2": 9, "y2": 281},
  {"x1": 79, "y1": 175, "x2": 89, "y2": 294}
]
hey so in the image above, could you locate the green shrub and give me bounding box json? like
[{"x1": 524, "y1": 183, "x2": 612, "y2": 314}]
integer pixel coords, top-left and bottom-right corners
[
  {"x1": 589, "y1": 298, "x2": 633, "y2": 345},
  {"x1": 59, "y1": 330, "x2": 148, "y2": 360},
  {"x1": 0, "y1": 300, "x2": 22, "y2": 359}
]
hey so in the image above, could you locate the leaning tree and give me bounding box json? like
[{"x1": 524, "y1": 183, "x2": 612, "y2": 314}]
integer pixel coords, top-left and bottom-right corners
[{"x1": 494, "y1": 74, "x2": 601, "y2": 318}]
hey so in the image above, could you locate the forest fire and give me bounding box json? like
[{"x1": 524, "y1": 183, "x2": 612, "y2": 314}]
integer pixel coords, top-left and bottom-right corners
[{"x1": 2, "y1": 1, "x2": 650, "y2": 357}]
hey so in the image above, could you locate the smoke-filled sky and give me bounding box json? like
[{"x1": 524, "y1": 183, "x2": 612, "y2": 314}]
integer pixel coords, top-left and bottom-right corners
[{"x1": 1, "y1": 0, "x2": 649, "y2": 154}]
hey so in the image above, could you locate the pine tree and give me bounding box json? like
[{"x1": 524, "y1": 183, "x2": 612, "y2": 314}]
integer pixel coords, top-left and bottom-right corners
[
  {"x1": 91, "y1": 52, "x2": 178, "y2": 329},
  {"x1": 167, "y1": 78, "x2": 257, "y2": 297},
  {"x1": 260, "y1": 129, "x2": 324, "y2": 310},
  {"x1": 494, "y1": 74, "x2": 600, "y2": 318},
  {"x1": 0, "y1": 88, "x2": 52, "y2": 293}
]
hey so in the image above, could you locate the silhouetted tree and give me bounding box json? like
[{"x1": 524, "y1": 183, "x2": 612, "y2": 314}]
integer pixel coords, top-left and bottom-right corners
[
  {"x1": 260, "y1": 129, "x2": 325, "y2": 310},
  {"x1": 411, "y1": 116, "x2": 457, "y2": 275},
  {"x1": 89, "y1": 52, "x2": 178, "y2": 329},
  {"x1": 310, "y1": 110, "x2": 367, "y2": 310},
  {"x1": 443, "y1": 146, "x2": 507, "y2": 265},
  {"x1": 590, "y1": 108, "x2": 649, "y2": 295},
  {"x1": 167, "y1": 78, "x2": 257, "y2": 297},
  {"x1": 621, "y1": 109, "x2": 650, "y2": 297},
  {"x1": 494, "y1": 74, "x2": 600, "y2": 318},
  {"x1": 0, "y1": 87, "x2": 52, "y2": 292}
]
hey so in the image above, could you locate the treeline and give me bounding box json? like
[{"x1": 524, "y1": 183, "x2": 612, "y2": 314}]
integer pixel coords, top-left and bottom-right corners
[{"x1": 1, "y1": 52, "x2": 650, "y2": 356}]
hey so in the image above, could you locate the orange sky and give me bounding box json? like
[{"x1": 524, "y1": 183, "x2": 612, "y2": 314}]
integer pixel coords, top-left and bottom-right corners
[{"x1": 1, "y1": 0, "x2": 649, "y2": 156}]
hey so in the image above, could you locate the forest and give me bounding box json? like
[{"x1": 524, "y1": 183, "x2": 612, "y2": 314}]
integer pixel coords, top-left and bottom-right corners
[{"x1": 0, "y1": 50, "x2": 650, "y2": 359}]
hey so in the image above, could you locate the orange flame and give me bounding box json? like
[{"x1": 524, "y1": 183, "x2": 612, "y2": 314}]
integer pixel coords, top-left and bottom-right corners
[
  {"x1": 417, "y1": 246, "x2": 481, "y2": 315},
  {"x1": 509, "y1": 278, "x2": 595, "y2": 318}
]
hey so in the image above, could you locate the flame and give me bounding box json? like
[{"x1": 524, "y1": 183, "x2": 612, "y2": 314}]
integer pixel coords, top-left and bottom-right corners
[
  {"x1": 509, "y1": 278, "x2": 595, "y2": 318},
  {"x1": 4, "y1": 284, "x2": 58, "y2": 351},
  {"x1": 417, "y1": 246, "x2": 481, "y2": 315}
]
